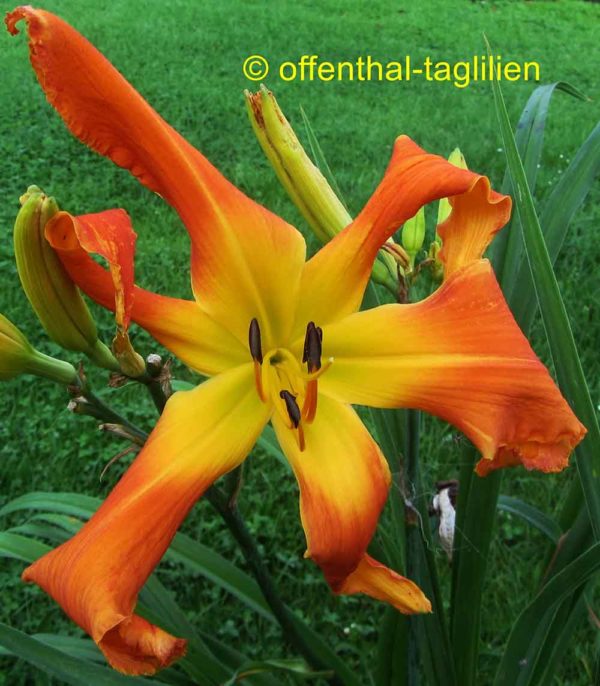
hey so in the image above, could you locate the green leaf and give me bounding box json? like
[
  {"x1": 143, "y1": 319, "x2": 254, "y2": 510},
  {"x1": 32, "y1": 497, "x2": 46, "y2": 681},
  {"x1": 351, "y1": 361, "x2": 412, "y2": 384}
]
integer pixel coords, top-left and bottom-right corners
[
  {"x1": 0, "y1": 622, "x2": 168, "y2": 685},
  {"x1": 0, "y1": 531, "x2": 50, "y2": 561},
  {"x1": 0, "y1": 633, "x2": 103, "y2": 663},
  {"x1": 493, "y1": 543, "x2": 600, "y2": 685},
  {"x1": 487, "y1": 37, "x2": 600, "y2": 542},
  {"x1": 0, "y1": 491, "x2": 100, "y2": 520},
  {"x1": 491, "y1": 81, "x2": 587, "y2": 286},
  {"x1": 497, "y1": 496, "x2": 562, "y2": 544},
  {"x1": 510, "y1": 121, "x2": 600, "y2": 333},
  {"x1": 256, "y1": 424, "x2": 287, "y2": 466},
  {"x1": 222, "y1": 657, "x2": 331, "y2": 686}
]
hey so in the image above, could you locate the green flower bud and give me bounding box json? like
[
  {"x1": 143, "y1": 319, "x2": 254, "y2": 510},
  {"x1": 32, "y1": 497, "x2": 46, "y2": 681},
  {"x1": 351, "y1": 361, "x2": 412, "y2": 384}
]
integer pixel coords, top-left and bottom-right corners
[
  {"x1": 0, "y1": 312, "x2": 77, "y2": 385},
  {"x1": 13, "y1": 187, "x2": 117, "y2": 370},
  {"x1": 245, "y1": 87, "x2": 398, "y2": 292},
  {"x1": 437, "y1": 148, "x2": 468, "y2": 228},
  {"x1": 401, "y1": 207, "x2": 426, "y2": 269}
]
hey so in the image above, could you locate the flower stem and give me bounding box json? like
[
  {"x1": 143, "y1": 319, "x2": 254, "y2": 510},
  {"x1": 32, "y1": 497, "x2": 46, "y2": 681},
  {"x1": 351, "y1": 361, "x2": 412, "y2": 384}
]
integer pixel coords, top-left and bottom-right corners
[{"x1": 205, "y1": 485, "x2": 342, "y2": 686}]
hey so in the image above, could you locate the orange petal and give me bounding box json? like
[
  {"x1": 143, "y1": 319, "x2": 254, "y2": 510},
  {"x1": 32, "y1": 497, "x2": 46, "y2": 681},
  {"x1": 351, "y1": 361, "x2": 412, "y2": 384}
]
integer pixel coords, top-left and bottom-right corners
[
  {"x1": 22, "y1": 364, "x2": 270, "y2": 675},
  {"x1": 46, "y1": 210, "x2": 247, "y2": 374},
  {"x1": 319, "y1": 260, "x2": 586, "y2": 474},
  {"x1": 293, "y1": 136, "x2": 510, "y2": 334},
  {"x1": 437, "y1": 175, "x2": 511, "y2": 278},
  {"x1": 47, "y1": 209, "x2": 135, "y2": 329},
  {"x1": 340, "y1": 555, "x2": 431, "y2": 614},
  {"x1": 272, "y1": 395, "x2": 430, "y2": 613},
  {"x1": 7, "y1": 7, "x2": 306, "y2": 350}
]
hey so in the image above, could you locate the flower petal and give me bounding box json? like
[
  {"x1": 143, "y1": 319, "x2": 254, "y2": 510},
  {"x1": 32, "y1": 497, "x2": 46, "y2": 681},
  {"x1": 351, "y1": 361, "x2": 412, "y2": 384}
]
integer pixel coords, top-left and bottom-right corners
[
  {"x1": 22, "y1": 364, "x2": 270, "y2": 675},
  {"x1": 319, "y1": 260, "x2": 586, "y2": 474},
  {"x1": 46, "y1": 210, "x2": 247, "y2": 374},
  {"x1": 293, "y1": 136, "x2": 510, "y2": 333},
  {"x1": 272, "y1": 395, "x2": 430, "y2": 613},
  {"x1": 7, "y1": 7, "x2": 306, "y2": 349}
]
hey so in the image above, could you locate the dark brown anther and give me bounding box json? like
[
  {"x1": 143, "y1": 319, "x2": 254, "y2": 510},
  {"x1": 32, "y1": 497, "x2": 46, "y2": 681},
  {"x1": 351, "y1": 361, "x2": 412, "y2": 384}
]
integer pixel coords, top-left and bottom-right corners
[
  {"x1": 280, "y1": 390, "x2": 301, "y2": 428},
  {"x1": 248, "y1": 318, "x2": 263, "y2": 364},
  {"x1": 302, "y1": 321, "x2": 322, "y2": 371}
]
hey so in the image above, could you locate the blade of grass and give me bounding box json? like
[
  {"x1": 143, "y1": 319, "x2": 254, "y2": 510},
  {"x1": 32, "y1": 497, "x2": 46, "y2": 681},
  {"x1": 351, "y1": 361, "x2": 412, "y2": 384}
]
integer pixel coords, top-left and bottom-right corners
[
  {"x1": 493, "y1": 543, "x2": 600, "y2": 685},
  {"x1": 487, "y1": 36, "x2": 600, "y2": 541}
]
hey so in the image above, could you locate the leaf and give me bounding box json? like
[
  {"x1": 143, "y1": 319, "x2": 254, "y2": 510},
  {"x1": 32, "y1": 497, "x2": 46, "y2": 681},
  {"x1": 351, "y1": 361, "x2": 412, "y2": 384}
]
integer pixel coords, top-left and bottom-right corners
[
  {"x1": 497, "y1": 496, "x2": 562, "y2": 544},
  {"x1": 222, "y1": 657, "x2": 331, "y2": 686},
  {"x1": 0, "y1": 531, "x2": 50, "y2": 561},
  {"x1": 491, "y1": 81, "x2": 587, "y2": 287},
  {"x1": 487, "y1": 35, "x2": 600, "y2": 542},
  {"x1": 0, "y1": 622, "x2": 168, "y2": 685},
  {"x1": 510, "y1": 121, "x2": 600, "y2": 333},
  {"x1": 256, "y1": 425, "x2": 287, "y2": 467},
  {"x1": 0, "y1": 633, "x2": 103, "y2": 663},
  {"x1": 493, "y1": 543, "x2": 600, "y2": 685}
]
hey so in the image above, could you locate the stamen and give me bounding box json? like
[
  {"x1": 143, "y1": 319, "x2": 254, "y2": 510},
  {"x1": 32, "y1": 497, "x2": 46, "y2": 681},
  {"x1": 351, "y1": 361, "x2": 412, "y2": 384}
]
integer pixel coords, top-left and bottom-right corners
[
  {"x1": 279, "y1": 390, "x2": 301, "y2": 428},
  {"x1": 254, "y1": 360, "x2": 266, "y2": 402},
  {"x1": 303, "y1": 321, "x2": 322, "y2": 372},
  {"x1": 305, "y1": 356, "x2": 334, "y2": 381},
  {"x1": 248, "y1": 318, "x2": 263, "y2": 364},
  {"x1": 302, "y1": 379, "x2": 318, "y2": 423}
]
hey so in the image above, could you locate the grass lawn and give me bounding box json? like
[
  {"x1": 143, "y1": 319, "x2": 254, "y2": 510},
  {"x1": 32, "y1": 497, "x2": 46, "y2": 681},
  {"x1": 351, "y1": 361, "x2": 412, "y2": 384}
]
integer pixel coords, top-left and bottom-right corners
[{"x1": 0, "y1": 0, "x2": 599, "y2": 683}]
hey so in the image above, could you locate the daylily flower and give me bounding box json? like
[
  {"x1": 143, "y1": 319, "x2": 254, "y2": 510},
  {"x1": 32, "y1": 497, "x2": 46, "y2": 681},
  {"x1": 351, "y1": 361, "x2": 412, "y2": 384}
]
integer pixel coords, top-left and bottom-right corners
[{"x1": 7, "y1": 6, "x2": 586, "y2": 676}]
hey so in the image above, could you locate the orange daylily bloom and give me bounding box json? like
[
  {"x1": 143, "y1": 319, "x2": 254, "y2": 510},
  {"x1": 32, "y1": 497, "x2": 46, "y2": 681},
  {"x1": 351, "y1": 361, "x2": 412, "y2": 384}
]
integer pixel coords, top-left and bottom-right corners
[{"x1": 7, "y1": 6, "x2": 586, "y2": 677}]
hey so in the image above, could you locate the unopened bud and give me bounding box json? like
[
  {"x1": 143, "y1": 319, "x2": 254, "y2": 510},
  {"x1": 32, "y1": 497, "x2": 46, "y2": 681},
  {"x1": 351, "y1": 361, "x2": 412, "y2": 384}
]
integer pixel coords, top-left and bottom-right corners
[
  {"x1": 401, "y1": 207, "x2": 426, "y2": 270},
  {"x1": 437, "y1": 148, "x2": 468, "y2": 227},
  {"x1": 0, "y1": 312, "x2": 77, "y2": 385},
  {"x1": 13, "y1": 187, "x2": 117, "y2": 370},
  {"x1": 245, "y1": 86, "x2": 398, "y2": 291}
]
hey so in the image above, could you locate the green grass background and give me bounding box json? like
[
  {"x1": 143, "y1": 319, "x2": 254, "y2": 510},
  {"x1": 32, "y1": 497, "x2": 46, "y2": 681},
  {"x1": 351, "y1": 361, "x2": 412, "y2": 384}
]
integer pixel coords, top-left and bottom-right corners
[{"x1": 0, "y1": 0, "x2": 599, "y2": 683}]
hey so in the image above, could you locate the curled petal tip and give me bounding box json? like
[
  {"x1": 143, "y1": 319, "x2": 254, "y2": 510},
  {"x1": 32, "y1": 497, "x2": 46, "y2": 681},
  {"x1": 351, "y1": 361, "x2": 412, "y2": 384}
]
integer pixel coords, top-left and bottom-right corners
[{"x1": 340, "y1": 555, "x2": 432, "y2": 615}]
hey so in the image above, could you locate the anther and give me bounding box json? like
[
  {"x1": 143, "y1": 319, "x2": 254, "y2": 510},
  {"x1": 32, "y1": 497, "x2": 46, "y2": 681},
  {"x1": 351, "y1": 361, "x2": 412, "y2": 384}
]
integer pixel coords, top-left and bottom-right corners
[
  {"x1": 279, "y1": 390, "x2": 301, "y2": 428},
  {"x1": 302, "y1": 321, "x2": 322, "y2": 372},
  {"x1": 248, "y1": 318, "x2": 263, "y2": 363}
]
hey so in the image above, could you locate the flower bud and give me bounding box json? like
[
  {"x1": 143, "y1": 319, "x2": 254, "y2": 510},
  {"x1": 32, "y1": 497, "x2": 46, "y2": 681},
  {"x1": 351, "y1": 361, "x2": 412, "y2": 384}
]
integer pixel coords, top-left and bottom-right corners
[
  {"x1": 0, "y1": 312, "x2": 77, "y2": 384},
  {"x1": 245, "y1": 87, "x2": 398, "y2": 291},
  {"x1": 401, "y1": 207, "x2": 426, "y2": 270},
  {"x1": 13, "y1": 187, "x2": 117, "y2": 370},
  {"x1": 437, "y1": 148, "x2": 468, "y2": 227}
]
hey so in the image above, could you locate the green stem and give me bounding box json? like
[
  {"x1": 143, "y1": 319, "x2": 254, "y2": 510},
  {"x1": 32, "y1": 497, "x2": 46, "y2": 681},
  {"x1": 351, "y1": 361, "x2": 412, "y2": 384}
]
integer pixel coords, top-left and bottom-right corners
[
  {"x1": 26, "y1": 351, "x2": 78, "y2": 385},
  {"x1": 86, "y1": 339, "x2": 119, "y2": 372},
  {"x1": 205, "y1": 486, "x2": 342, "y2": 686}
]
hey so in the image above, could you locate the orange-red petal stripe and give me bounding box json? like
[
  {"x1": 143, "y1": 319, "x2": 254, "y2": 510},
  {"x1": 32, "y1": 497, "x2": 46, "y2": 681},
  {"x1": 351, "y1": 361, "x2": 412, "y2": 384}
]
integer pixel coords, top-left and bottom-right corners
[
  {"x1": 7, "y1": 7, "x2": 306, "y2": 349},
  {"x1": 293, "y1": 136, "x2": 510, "y2": 336},
  {"x1": 272, "y1": 395, "x2": 430, "y2": 613},
  {"x1": 22, "y1": 364, "x2": 270, "y2": 675},
  {"x1": 45, "y1": 209, "x2": 247, "y2": 374},
  {"x1": 318, "y1": 260, "x2": 586, "y2": 475}
]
